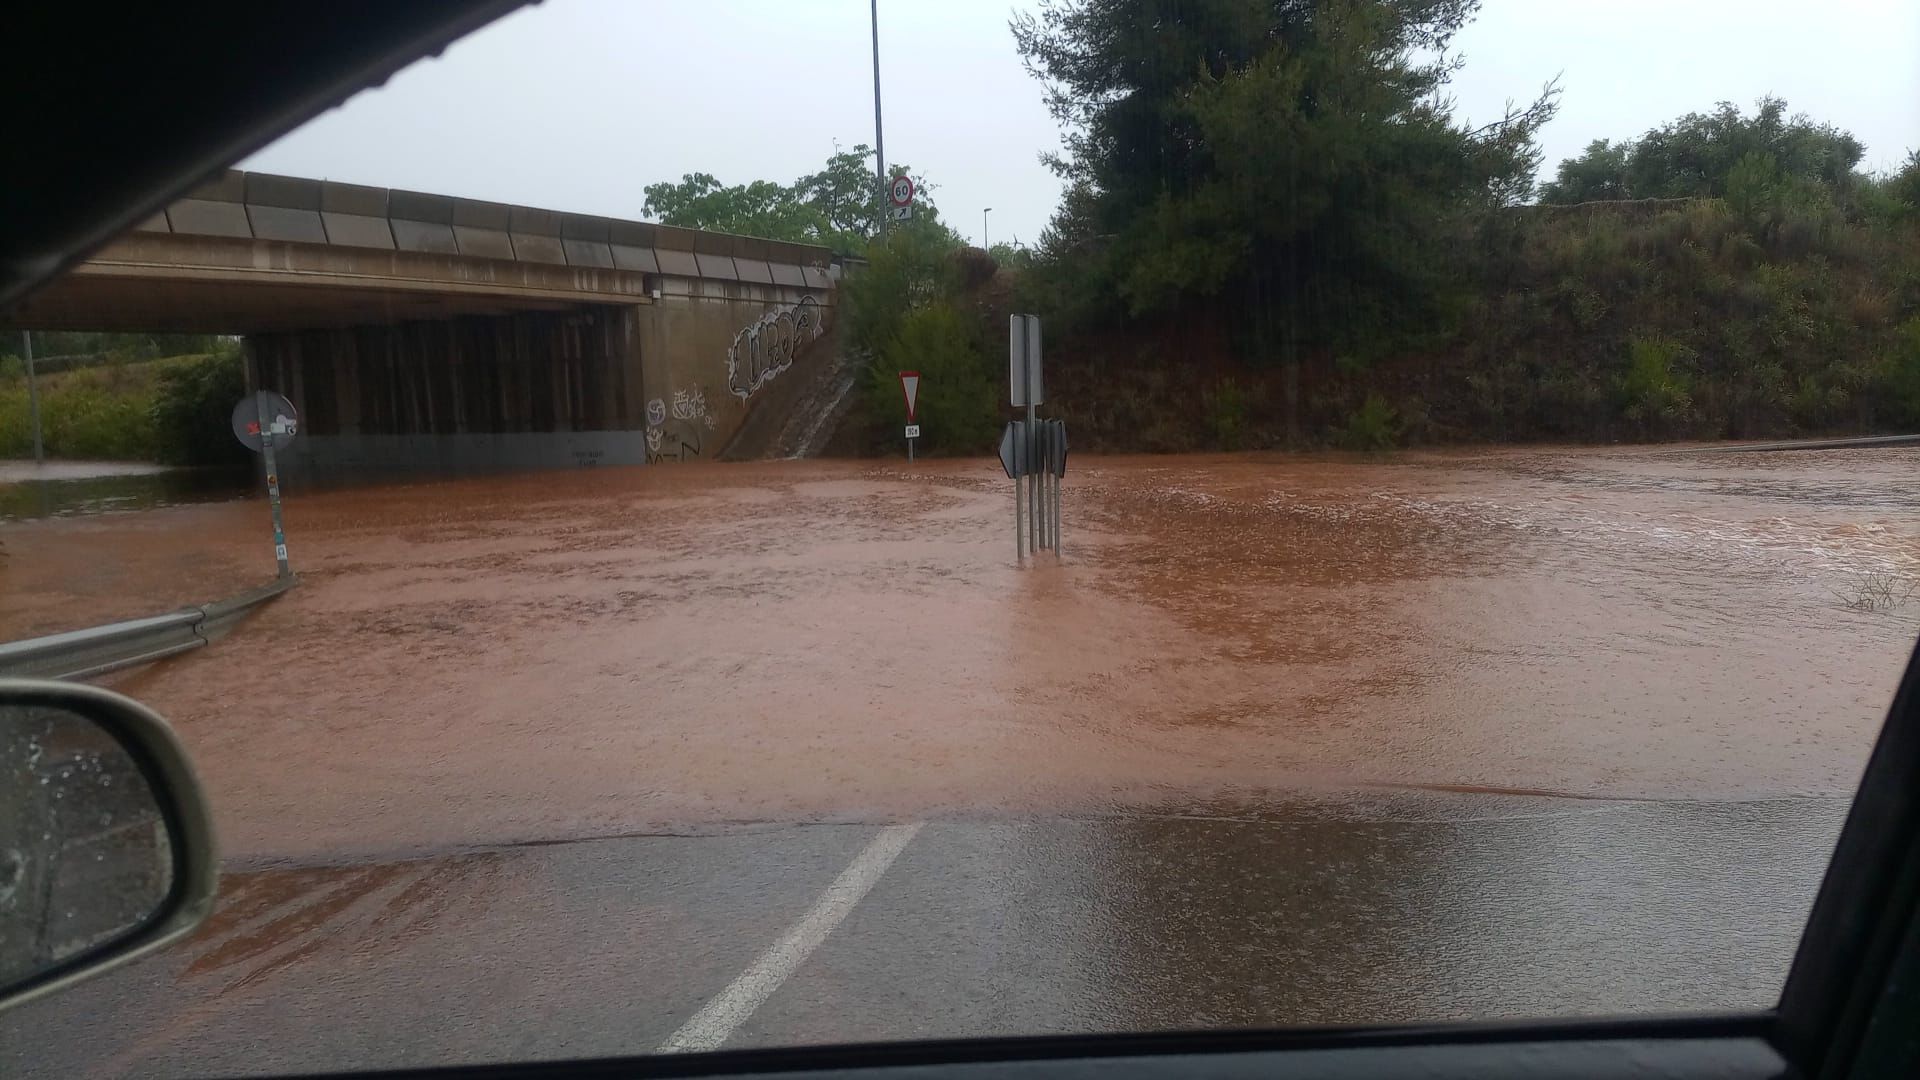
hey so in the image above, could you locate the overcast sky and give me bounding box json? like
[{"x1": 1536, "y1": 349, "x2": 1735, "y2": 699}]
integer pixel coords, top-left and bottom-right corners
[{"x1": 247, "y1": 0, "x2": 1919, "y2": 248}]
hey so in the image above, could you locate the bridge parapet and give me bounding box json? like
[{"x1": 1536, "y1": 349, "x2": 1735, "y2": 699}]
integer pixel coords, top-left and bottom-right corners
[{"x1": 140, "y1": 169, "x2": 834, "y2": 291}]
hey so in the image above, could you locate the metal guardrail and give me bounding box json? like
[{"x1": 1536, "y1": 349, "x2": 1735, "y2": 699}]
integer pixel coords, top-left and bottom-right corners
[
  {"x1": 0, "y1": 577, "x2": 296, "y2": 681},
  {"x1": 1694, "y1": 434, "x2": 1920, "y2": 453}
]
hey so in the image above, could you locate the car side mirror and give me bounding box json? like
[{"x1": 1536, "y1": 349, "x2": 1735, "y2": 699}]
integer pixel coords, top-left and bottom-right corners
[{"x1": 0, "y1": 679, "x2": 217, "y2": 1013}]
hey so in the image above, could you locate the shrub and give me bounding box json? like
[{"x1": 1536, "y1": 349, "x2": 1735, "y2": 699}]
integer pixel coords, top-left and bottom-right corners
[
  {"x1": 38, "y1": 370, "x2": 156, "y2": 459},
  {"x1": 1, "y1": 361, "x2": 159, "y2": 460},
  {"x1": 1620, "y1": 334, "x2": 1693, "y2": 433},
  {"x1": 1878, "y1": 317, "x2": 1920, "y2": 428},
  {"x1": 865, "y1": 303, "x2": 998, "y2": 455},
  {"x1": 1335, "y1": 393, "x2": 1400, "y2": 450},
  {"x1": 1203, "y1": 379, "x2": 1249, "y2": 450},
  {"x1": 150, "y1": 348, "x2": 250, "y2": 466},
  {"x1": 841, "y1": 227, "x2": 963, "y2": 362}
]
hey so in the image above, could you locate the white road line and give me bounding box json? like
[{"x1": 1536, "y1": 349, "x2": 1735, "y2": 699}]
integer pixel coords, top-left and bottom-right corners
[{"x1": 657, "y1": 821, "x2": 924, "y2": 1054}]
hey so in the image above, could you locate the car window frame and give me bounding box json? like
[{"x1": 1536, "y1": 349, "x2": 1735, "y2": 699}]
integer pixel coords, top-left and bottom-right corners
[{"x1": 6, "y1": 3, "x2": 1918, "y2": 1076}]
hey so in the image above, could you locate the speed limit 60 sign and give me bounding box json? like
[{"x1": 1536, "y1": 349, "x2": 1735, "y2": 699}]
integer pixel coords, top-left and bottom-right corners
[{"x1": 888, "y1": 175, "x2": 915, "y2": 207}]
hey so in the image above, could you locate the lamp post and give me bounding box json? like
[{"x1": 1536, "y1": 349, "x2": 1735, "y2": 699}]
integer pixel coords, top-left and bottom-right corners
[
  {"x1": 870, "y1": 0, "x2": 887, "y2": 238},
  {"x1": 21, "y1": 331, "x2": 41, "y2": 462},
  {"x1": 983, "y1": 207, "x2": 993, "y2": 251}
]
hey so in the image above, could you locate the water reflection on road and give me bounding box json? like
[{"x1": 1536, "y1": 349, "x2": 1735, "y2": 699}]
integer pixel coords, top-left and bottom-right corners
[
  {"x1": 0, "y1": 446, "x2": 1908, "y2": 1075},
  {"x1": 0, "y1": 797, "x2": 1849, "y2": 1076}
]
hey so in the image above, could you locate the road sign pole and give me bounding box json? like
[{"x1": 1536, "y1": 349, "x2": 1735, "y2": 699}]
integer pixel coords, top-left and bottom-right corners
[
  {"x1": 1026, "y1": 401, "x2": 1038, "y2": 551},
  {"x1": 1053, "y1": 454, "x2": 1063, "y2": 557},
  {"x1": 1043, "y1": 435, "x2": 1054, "y2": 551},
  {"x1": 1015, "y1": 474, "x2": 1025, "y2": 560},
  {"x1": 1043, "y1": 449, "x2": 1055, "y2": 552},
  {"x1": 1036, "y1": 462, "x2": 1046, "y2": 552},
  {"x1": 1045, "y1": 424, "x2": 1055, "y2": 551},
  {"x1": 870, "y1": 0, "x2": 887, "y2": 238},
  {"x1": 21, "y1": 331, "x2": 42, "y2": 463},
  {"x1": 1036, "y1": 468, "x2": 1052, "y2": 549},
  {"x1": 254, "y1": 391, "x2": 291, "y2": 580}
]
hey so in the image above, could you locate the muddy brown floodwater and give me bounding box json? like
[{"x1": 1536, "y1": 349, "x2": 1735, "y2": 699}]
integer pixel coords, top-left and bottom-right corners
[
  {"x1": 3, "y1": 446, "x2": 1912, "y2": 1075},
  {"x1": 0, "y1": 447, "x2": 1906, "y2": 860}
]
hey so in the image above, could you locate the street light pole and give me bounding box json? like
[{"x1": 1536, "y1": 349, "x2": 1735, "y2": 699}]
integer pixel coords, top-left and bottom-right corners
[
  {"x1": 984, "y1": 207, "x2": 992, "y2": 250},
  {"x1": 21, "y1": 331, "x2": 42, "y2": 463},
  {"x1": 870, "y1": 0, "x2": 887, "y2": 239}
]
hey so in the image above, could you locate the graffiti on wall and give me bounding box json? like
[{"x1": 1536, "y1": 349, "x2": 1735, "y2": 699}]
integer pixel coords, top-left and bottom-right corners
[
  {"x1": 645, "y1": 385, "x2": 716, "y2": 464},
  {"x1": 646, "y1": 422, "x2": 701, "y2": 463},
  {"x1": 726, "y1": 295, "x2": 823, "y2": 400},
  {"x1": 672, "y1": 386, "x2": 716, "y2": 429}
]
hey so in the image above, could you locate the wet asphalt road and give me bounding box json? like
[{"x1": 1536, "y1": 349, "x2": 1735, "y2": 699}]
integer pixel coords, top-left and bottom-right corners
[{"x1": 3, "y1": 794, "x2": 1846, "y2": 1077}]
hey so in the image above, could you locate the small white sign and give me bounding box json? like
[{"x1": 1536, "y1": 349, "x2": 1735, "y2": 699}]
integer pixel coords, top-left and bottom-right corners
[
  {"x1": 889, "y1": 205, "x2": 912, "y2": 221},
  {"x1": 274, "y1": 543, "x2": 288, "y2": 561},
  {"x1": 904, "y1": 424, "x2": 922, "y2": 439}
]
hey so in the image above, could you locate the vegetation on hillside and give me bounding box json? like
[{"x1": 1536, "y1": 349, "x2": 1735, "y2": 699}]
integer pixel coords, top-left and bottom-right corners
[
  {"x1": 1, "y1": 345, "x2": 250, "y2": 465},
  {"x1": 629, "y1": 1, "x2": 1920, "y2": 457},
  {"x1": 1002, "y1": 0, "x2": 1920, "y2": 452}
]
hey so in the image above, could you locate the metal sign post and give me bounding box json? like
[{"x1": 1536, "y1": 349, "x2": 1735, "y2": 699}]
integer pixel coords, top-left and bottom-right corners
[
  {"x1": 1052, "y1": 420, "x2": 1068, "y2": 554},
  {"x1": 899, "y1": 370, "x2": 921, "y2": 462},
  {"x1": 871, "y1": 0, "x2": 887, "y2": 238},
  {"x1": 232, "y1": 390, "x2": 300, "y2": 580},
  {"x1": 1006, "y1": 315, "x2": 1063, "y2": 561},
  {"x1": 1000, "y1": 420, "x2": 1024, "y2": 558},
  {"x1": 1037, "y1": 422, "x2": 1052, "y2": 552},
  {"x1": 20, "y1": 331, "x2": 42, "y2": 463}
]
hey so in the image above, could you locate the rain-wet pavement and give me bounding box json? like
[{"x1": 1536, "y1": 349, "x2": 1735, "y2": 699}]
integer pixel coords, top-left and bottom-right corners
[{"x1": 0, "y1": 447, "x2": 1911, "y2": 1076}]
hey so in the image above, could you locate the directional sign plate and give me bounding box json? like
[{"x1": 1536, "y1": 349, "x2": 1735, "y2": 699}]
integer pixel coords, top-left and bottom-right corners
[
  {"x1": 899, "y1": 371, "x2": 921, "y2": 422},
  {"x1": 1008, "y1": 314, "x2": 1042, "y2": 407},
  {"x1": 999, "y1": 419, "x2": 1069, "y2": 478},
  {"x1": 889, "y1": 205, "x2": 912, "y2": 221},
  {"x1": 231, "y1": 391, "x2": 299, "y2": 452}
]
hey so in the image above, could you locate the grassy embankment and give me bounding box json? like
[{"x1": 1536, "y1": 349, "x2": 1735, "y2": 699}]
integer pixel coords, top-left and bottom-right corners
[
  {"x1": 834, "y1": 197, "x2": 1920, "y2": 456},
  {"x1": 0, "y1": 349, "x2": 248, "y2": 465}
]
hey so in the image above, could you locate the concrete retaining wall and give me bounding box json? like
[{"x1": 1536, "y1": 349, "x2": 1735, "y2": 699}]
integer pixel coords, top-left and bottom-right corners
[{"x1": 635, "y1": 277, "x2": 834, "y2": 464}]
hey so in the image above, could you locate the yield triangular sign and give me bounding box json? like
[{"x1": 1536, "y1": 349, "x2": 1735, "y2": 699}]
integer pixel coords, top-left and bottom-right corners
[{"x1": 899, "y1": 371, "x2": 921, "y2": 422}]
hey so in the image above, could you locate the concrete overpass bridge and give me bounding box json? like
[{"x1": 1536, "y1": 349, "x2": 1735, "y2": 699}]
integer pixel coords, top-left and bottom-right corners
[{"x1": 3, "y1": 170, "x2": 839, "y2": 472}]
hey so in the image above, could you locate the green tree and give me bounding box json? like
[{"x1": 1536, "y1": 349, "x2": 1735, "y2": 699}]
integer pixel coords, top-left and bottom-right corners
[
  {"x1": 794, "y1": 143, "x2": 946, "y2": 251},
  {"x1": 1629, "y1": 97, "x2": 1863, "y2": 200},
  {"x1": 1013, "y1": 0, "x2": 1556, "y2": 435},
  {"x1": 1888, "y1": 151, "x2": 1920, "y2": 218},
  {"x1": 1539, "y1": 139, "x2": 1632, "y2": 203},
  {"x1": 987, "y1": 242, "x2": 1035, "y2": 270},
  {"x1": 641, "y1": 146, "x2": 958, "y2": 255},
  {"x1": 641, "y1": 172, "x2": 825, "y2": 242},
  {"x1": 1543, "y1": 97, "x2": 1866, "y2": 205},
  {"x1": 842, "y1": 222, "x2": 965, "y2": 361}
]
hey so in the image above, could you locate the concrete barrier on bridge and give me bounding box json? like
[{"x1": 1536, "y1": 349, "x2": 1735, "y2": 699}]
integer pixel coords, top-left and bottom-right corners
[
  {"x1": 8, "y1": 170, "x2": 843, "y2": 474},
  {"x1": 132, "y1": 170, "x2": 835, "y2": 303}
]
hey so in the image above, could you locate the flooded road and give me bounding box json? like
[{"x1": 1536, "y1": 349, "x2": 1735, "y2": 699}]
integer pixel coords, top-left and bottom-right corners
[{"x1": 0, "y1": 447, "x2": 1909, "y2": 1075}]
